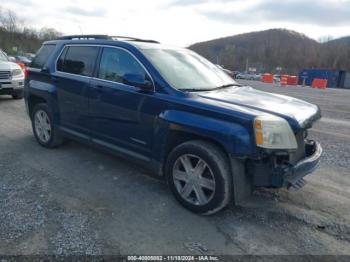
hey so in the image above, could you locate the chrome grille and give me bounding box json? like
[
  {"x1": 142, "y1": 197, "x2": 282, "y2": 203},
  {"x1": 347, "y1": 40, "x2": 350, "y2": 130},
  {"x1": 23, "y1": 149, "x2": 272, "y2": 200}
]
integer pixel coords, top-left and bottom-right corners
[{"x1": 0, "y1": 71, "x2": 11, "y2": 80}]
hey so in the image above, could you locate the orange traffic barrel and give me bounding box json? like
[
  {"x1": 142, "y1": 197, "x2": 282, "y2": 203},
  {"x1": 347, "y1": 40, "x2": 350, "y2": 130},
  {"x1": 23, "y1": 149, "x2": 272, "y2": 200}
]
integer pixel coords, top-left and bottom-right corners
[
  {"x1": 312, "y1": 78, "x2": 327, "y2": 89},
  {"x1": 261, "y1": 73, "x2": 273, "y2": 83},
  {"x1": 280, "y1": 75, "x2": 288, "y2": 86},
  {"x1": 287, "y1": 76, "x2": 298, "y2": 86}
]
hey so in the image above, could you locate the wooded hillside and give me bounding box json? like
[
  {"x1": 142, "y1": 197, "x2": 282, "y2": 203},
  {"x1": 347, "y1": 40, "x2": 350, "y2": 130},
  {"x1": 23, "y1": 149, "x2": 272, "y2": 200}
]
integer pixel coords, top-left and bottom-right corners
[{"x1": 189, "y1": 29, "x2": 350, "y2": 74}]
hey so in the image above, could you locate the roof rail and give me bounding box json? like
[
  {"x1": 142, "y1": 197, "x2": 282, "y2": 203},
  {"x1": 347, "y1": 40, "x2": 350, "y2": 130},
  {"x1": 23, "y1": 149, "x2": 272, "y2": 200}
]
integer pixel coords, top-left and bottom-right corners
[
  {"x1": 57, "y1": 35, "x2": 111, "y2": 40},
  {"x1": 56, "y1": 34, "x2": 160, "y2": 43},
  {"x1": 110, "y1": 36, "x2": 160, "y2": 44}
]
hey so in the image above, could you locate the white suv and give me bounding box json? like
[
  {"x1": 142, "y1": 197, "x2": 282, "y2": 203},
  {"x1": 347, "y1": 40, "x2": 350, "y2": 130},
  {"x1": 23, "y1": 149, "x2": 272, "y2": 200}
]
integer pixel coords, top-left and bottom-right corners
[{"x1": 0, "y1": 49, "x2": 25, "y2": 99}]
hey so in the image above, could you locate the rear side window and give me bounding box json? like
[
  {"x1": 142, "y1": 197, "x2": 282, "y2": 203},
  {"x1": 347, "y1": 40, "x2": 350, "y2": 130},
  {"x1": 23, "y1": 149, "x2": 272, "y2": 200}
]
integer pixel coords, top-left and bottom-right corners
[
  {"x1": 31, "y1": 44, "x2": 56, "y2": 69},
  {"x1": 57, "y1": 46, "x2": 98, "y2": 77}
]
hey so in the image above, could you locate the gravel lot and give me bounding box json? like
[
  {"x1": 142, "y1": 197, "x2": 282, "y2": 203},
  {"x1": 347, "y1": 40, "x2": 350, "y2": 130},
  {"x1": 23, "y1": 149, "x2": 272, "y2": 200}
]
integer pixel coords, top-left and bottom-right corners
[{"x1": 0, "y1": 81, "x2": 349, "y2": 255}]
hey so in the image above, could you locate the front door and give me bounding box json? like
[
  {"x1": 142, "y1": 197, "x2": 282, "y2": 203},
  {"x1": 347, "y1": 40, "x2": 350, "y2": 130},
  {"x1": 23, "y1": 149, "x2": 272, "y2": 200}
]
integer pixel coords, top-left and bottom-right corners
[{"x1": 89, "y1": 46, "x2": 155, "y2": 158}]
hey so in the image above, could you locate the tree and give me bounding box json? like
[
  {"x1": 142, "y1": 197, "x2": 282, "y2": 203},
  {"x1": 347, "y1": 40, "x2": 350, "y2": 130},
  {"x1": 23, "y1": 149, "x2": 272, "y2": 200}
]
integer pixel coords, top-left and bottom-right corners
[
  {"x1": 38, "y1": 27, "x2": 62, "y2": 40},
  {"x1": 0, "y1": 5, "x2": 62, "y2": 54},
  {"x1": 0, "y1": 9, "x2": 21, "y2": 33}
]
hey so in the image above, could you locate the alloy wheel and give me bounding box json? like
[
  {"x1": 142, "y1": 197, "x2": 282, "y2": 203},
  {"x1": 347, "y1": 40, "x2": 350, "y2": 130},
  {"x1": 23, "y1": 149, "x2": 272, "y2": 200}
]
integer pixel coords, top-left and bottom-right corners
[
  {"x1": 172, "y1": 154, "x2": 216, "y2": 206},
  {"x1": 34, "y1": 109, "x2": 52, "y2": 143}
]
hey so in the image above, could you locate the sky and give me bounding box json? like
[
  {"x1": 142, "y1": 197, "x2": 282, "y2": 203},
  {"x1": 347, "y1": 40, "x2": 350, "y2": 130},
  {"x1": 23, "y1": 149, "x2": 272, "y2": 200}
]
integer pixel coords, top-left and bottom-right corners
[{"x1": 1, "y1": 0, "x2": 350, "y2": 46}]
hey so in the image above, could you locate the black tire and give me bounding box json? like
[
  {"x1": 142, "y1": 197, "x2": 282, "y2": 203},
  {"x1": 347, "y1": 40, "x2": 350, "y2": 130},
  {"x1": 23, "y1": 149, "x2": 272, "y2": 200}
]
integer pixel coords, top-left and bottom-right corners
[
  {"x1": 165, "y1": 140, "x2": 232, "y2": 215},
  {"x1": 12, "y1": 90, "x2": 24, "y2": 99},
  {"x1": 31, "y1": 103, "x2": 63, "y2": 148}
]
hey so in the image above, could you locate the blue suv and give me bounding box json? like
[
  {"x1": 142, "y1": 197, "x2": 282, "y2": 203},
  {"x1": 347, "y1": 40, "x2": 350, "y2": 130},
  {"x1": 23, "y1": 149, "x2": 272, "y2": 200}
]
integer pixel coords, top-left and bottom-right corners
[{"x1": 25, "y1": 35, "x2": 322, "y2": 214}]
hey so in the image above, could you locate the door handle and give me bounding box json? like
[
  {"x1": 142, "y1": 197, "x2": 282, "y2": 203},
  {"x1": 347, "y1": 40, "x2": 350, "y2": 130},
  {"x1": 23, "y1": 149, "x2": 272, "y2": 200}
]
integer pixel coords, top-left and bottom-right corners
[
  {"x1": 51, "y1": 76, "x2": 59, "y2": 83},
  {"x1": 92, "y1": 84, "x2": 104, "y2": 92}
]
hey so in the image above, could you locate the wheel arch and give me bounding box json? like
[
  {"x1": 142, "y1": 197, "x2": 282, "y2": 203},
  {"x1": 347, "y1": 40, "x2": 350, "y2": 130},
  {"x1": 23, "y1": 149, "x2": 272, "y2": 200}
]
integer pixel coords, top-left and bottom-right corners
[
  {"x1": 28, "y1": 94, "x2": 48, "y2": 119},
  {"x1": 163, "y1": 129, "x2": 230, "y2": 164}
]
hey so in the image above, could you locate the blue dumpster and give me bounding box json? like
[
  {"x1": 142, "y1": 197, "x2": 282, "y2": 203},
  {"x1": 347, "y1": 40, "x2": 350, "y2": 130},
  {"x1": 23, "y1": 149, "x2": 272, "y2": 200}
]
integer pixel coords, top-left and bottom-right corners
[{"x1": 298, "y1": 69, "x2": 340, "y2": 88}]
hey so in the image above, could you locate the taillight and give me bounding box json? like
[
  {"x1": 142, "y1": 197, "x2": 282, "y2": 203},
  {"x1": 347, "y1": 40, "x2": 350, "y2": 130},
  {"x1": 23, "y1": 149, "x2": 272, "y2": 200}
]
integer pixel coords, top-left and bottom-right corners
[{"x1": 16, "y1": 62, "x2": 26, "y2": 71}]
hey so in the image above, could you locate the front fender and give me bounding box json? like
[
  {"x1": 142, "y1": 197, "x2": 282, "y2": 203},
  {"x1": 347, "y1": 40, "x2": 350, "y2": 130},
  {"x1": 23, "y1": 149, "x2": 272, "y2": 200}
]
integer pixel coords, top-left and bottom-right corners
[{"x1": 155, "y1": 110, "x2": 257, "y2": 158}]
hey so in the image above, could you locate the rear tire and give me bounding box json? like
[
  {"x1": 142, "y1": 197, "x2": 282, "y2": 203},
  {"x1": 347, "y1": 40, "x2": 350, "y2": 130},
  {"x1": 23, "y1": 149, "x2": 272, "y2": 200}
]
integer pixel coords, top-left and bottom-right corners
[
  {"x1": 165, "y1": 140, "x2": 232, "y2": 215},
  {"x1": 31, "y1": 103, "x2": 63, "y2": 148}
]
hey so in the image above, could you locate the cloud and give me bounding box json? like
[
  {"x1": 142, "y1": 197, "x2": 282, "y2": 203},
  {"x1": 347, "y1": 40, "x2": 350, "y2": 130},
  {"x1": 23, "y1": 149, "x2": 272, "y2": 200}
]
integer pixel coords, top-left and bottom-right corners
[
  {"x1": 11, "y1": 0, "x2": 36, "y2": 6},
  {"x1": 169, "y1": 0, "x2": 238, "y2": 7},
  {"x1": 63, "y1": 6, "x2": 106, "y2": 17},
  {"x1": 2, "y1": 0, "x2": 350, "y2": 46},
  {"x1": 200, "y1": 0, "x2": 350, "y2": 26}
]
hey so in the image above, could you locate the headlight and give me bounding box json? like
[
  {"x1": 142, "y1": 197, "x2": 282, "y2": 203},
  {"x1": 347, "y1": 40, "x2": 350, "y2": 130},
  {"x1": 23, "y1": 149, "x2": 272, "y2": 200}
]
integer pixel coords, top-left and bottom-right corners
[
  {"x1": 254, "y1": 115, "x2": 297, "y2": 149},
  {"x1": 12, "y1": 69, "x2": 24, "y2": 77}
]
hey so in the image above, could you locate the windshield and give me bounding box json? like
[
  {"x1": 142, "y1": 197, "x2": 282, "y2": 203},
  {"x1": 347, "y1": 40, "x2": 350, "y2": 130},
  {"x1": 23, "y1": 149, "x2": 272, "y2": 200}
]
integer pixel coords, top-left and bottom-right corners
[
  {"x1": 0, "y1": 51, "x2": 9, "y2": 62},
  {"x1": 141, "y1": 47, "x2": 238, "y2": 91}
]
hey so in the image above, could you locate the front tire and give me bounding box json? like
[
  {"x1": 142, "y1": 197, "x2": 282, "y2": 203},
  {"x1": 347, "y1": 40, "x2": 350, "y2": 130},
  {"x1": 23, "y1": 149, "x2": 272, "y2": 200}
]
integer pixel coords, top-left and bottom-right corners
[
  {"x1": 165, "y1": 140, "x2": 232, "y2": 215},
  {"x1": 31, "y1": 103, "x2": 63, "y2": 148},
  {"x1": 12, "y1": 90, "x2": 24, "y2": 99}
]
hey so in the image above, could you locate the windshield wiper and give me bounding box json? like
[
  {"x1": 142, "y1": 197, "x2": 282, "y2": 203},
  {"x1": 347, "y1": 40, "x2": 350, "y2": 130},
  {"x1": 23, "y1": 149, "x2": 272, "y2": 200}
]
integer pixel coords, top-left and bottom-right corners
[
  {"x1": 178, "y1": 88, "x2": 212, "y2": 92},
  {"x1": 212, "y1": 83, "x2": 242, "y2": 90},
  {"x1": 178, "y1": 83, "x2": 241, "y2": 92}
]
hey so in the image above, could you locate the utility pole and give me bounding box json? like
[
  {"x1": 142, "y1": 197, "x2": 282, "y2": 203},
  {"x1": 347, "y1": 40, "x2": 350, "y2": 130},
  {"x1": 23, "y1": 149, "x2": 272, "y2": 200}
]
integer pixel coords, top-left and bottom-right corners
[
  {"x1": 245, "y1": 58, "x2": 249, "y2": 73},
  {"x1": 78, "y1": 25, "x2": 84, "y2": 35},
  {"x1": 216, "y1": 55, "x2": 220, "y2": 65}
]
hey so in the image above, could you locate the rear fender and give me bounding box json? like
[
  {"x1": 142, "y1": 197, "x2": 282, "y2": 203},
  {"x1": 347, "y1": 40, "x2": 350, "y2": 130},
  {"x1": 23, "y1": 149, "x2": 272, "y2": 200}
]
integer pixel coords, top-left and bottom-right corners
[{"x1": 27, "y1": 79, "x2": 59, "y2": 122}]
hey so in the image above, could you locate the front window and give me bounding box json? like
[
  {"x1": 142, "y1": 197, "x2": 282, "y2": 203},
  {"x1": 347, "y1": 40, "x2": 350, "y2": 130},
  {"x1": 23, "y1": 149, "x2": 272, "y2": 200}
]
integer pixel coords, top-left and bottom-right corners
[
  {"x1": 98, "y1": 47, "x2": 148, "y2": 84},
  {"x1": 140, "y1": 47, "x2": 238, "y2": 91},
  {"x1": 0, "y1": 51, "x2": 9, "y2": 62}
]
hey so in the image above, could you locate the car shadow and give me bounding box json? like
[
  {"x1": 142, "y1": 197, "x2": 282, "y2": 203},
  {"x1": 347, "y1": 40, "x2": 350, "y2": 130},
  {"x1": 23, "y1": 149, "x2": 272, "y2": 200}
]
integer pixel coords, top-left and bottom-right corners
[{"x1": 0, "y1": 95, "x2": 14, "y2": 101}]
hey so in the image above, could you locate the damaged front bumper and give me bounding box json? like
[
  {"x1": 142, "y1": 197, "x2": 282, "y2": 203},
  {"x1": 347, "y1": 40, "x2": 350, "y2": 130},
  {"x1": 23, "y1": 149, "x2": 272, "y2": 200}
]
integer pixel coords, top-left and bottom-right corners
[
  {"x1": 283, "y1": 140, "x2": 322, "y2": 189},
  {"x1": 247, "y1": 140, "x2": 322, "y2": 190}
]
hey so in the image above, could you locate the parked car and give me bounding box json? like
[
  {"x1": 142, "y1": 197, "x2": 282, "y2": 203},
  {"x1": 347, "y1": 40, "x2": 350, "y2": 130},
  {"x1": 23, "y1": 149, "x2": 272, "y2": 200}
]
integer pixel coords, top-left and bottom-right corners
[
  {"x1": 8, "y1": 56, "x2": 16, "y2": 62},
  {"x1": 236, "y1": 73, "x2": 252, "y2": 80},
  {"x1": 216, "y1": 64, "x2": 236, "y2": 79},
  {"x1": 25, "y1": 53, "x2": 36, "y2": 60},
  {"x1": 15, "y1": 55, "x2": 32, "y2": 66},
  {"x1": 0, "y1": 49, "x2": 25, "y2": 99},
  {"x1": 252, "y1": 73, "x2": 261, "y2": 81},
  {"x1": 237, "y1": 73, "x2": 261, "y2": 81},
  {"x1": 24, "y1": 35, "x2": 322, "y2": 214}
]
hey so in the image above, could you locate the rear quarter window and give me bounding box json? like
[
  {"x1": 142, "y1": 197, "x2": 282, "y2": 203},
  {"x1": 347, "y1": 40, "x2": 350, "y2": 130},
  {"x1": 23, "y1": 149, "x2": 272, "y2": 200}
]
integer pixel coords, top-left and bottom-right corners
[
  {"x1": 56, "y1": 46, "x2": 98, "y2": 77},
  {"x1": 31, "y1": 44, "x2": 56, "y2": 69}
]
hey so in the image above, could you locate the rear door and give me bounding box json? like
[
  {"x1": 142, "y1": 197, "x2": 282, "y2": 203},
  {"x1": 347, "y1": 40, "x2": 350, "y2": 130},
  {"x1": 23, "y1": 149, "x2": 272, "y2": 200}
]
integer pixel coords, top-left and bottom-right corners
[{"x1": 53, "y1": 45, "x2": 99, "y2": 134}]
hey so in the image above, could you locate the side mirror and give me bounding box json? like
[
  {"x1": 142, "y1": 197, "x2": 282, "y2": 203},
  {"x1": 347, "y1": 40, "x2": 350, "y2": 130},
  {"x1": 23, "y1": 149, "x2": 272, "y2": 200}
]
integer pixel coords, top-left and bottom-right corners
[{"x1": 123, "y1": 73, "x2": 153, "y2": 91}]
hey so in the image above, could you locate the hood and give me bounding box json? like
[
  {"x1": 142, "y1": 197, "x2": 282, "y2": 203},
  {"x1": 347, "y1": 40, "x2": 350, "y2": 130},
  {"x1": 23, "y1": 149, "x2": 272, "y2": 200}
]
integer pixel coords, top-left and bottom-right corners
[
  {"x1": 0, "y1": 61, "x2": 21, "y2": 71},
  {"x1": 197, "y1": 86, "x2": 321, "y2": 129}
]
